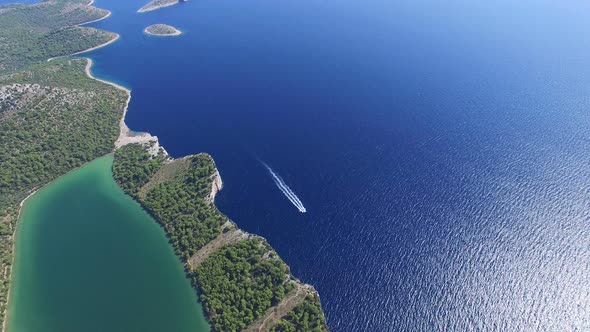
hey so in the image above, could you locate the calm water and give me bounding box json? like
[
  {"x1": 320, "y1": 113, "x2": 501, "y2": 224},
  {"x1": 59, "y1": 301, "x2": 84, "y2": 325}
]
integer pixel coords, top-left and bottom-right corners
[
  {"x1": 7, "y1": 155, "x2": 210, "y2": 332},
  {"x1": 85, "y1": 0, "x2": 590, "y2": 330},
  {"x1": 0, "y1": 0, "x2": 40, "y2": 6},
  {"x1": 0, "y1": 0, "x2": 37, "y2": 5}
]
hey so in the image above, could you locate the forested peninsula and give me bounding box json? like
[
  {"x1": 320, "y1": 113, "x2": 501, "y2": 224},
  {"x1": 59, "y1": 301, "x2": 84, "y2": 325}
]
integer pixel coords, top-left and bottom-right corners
[
  {"x1": 0, "y1": 0, "x2": 328, "y2": 331},
  {"x1": 138, "y1": 0, "x2": 183, "y2": 13},
  {"x1": 113, "y1": 144, "x2": 328, "y2": 331}
]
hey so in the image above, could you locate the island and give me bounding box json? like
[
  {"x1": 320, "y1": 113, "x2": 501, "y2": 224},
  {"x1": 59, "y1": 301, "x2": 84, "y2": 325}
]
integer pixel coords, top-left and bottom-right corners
[
  {"x1": 144, "y1": 24, "x2": 182, "y2": 36},
  {"x1": 138, "y1": 0, "x2": 184, "y2": 13},
  {"x1": 0, "y1": 0, "x2": 329, "y2": 331}
]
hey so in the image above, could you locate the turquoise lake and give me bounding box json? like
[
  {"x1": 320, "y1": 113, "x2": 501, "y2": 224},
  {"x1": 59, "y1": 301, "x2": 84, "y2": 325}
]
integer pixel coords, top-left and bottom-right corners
[{"x1": 7, "y1": 155, "x2": 210, "y2": 332}]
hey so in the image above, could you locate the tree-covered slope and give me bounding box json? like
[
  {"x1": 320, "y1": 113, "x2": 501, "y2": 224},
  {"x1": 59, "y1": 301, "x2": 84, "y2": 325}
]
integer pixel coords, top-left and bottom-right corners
[
  {"x1": 194, "y1": 238, "x2": 294, "y2": 331},
  {"x1": 0, "y1": 57, "x2": 127, "y2": 327},
  {"x1": 138, "y1": 0, "x2": 179, "y2": 13},
  {"x1": 0, "y1": 58, "x2": 126, "y2": 209},
  {"x1": 0, "y1": 0, "x2": 116, "y2": 72},
  {"x1": 0, "y1": 0, "x2": 329, "y2": 330},
  {"x1": 113, "y1": 144, "x2": 328, "y2": 332},
  {"x1": 0, "y1": 4, "x2": 126, "y2": 322},
  {"x1": 113, "y1": 145, "x2": 225, "y2": 260},
  {"x1": 271, "y1": 294, "x2": 329, "y2": 332}
]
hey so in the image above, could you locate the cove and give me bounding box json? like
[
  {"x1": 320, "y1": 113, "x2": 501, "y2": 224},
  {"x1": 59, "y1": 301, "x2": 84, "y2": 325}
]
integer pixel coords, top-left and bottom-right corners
[{"x1": 6, "y1": 155, "x2": 210, "y2": 332}]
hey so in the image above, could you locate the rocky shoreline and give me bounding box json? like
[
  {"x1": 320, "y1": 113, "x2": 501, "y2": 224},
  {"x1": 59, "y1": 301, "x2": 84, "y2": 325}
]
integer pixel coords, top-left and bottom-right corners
[
  {"x1": 138, "y1": 0, "x2": 183, "y2": 13},
  {"x1": 2, "y1": 0, "x2": 328, "y2": 329}
]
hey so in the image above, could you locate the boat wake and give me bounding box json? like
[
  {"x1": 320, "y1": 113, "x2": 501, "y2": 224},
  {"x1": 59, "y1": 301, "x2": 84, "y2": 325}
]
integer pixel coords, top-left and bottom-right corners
[{"x1": 261, "y1": 162, "x2": 307, "y2": 213}]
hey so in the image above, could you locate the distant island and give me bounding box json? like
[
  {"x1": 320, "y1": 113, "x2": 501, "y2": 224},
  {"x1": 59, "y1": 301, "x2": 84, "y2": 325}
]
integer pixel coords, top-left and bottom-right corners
[
  {"x1": 113, "y1": 144, "x2": 328, "y2": 331},
  {"x1": 144, "y1": 24, "x2": 182, "y2": 36},
  {"x1": 138, "y1": 0, "x2": 185, "y2": 13}
]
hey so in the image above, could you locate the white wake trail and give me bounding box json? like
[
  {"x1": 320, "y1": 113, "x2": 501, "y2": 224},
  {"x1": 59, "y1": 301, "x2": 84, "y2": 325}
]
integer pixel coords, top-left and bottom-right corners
[{"x1": 262, "y1": 162, "x2": 307, "y2": 213}]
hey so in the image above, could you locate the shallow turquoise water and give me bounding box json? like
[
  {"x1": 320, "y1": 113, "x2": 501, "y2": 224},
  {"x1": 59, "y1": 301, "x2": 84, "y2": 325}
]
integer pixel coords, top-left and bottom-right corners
[{"x1": 7, "y1": 155, "x2": 210, "y2": 332}]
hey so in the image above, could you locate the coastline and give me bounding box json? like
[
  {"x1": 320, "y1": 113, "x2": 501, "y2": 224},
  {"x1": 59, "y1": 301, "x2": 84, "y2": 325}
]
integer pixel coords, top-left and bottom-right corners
[
  {"x1": 138, "y1": 0, "x2": 180, "y2": 13},
  {"x1": 79, "y1": 9, "x2": 112, "y2": 26},
  {"x1": 2, "y1": 0, "x2": 328, "y2": 328},
  {"x1": 1, "y1": 0, "x2": 156, "y2": 329},
  {"x1": 83, "y1": 58, "x2": 161, "y2": 151},
  {"x1": 80, "y1": 2, "x2": 327, "y2": 329},
  {"x1": 47, "y1": 34, "x2": 120, "y2": 62},
  {"x1": 76, "y1": 0, "x2": 159, "y2": 151},
  {"x1": 1, "y1": 189, "x2": 37, "y2": 332},
  {"x1": 80, "y1": 0, "x2": 112, "y2": 26},
  {"x1": 79, "y1": 0, "x2": 112, "y2": 26},
  {"x1": 68, "y1": 33, "x2": 120, "y2": 56},
  {"x1": 144, "y1": 25, "x2": 182, "y2": 37},
  {"x1": 79, "y1": 0, "x2": 138, "y2": 150},
  {"x1": 47, "y1": 0, "x2": 118, "y2": 62},
  {"x1": 208, "y1": 169, "x2": 223, "y2": 204},
  {"x1": 115, "y1": 147, "x2": 325, "y2": 330}
]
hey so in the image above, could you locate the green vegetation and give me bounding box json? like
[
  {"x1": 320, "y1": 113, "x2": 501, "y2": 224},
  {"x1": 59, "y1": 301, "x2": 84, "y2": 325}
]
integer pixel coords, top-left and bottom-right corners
[
  {"x1": 144, "y1": 24, "x2": 181, "y2": 36},
  {"x1": 113, "y1": 144, "x2": 327, "y2": 331},
  {"x1": 195, "y1": 238, "x2": 293, "y2": 331},
  {"x1": 0, "y1": 59, "x2": 126, "y2": 209},
  {"x1": 138, "y1": 0, "x2": 179, "y2": 13},
  {"x1": 0, "y1": 0, "x2": 328, "y2": 330},
  {"x1": 0, "y1": 0, "x2": 115, "y2": 72},
  {"x1": 0, "y1": 58, "x2": 127, "y2": 327},
  {"x1": 113, "y1": 145, "x2": 225, "y2": 261},
  {"x1": 271, "y1": 295, "x2": 329, "y2": 332},
  {"x1": 112, "y1": 143, "x2": 167, "y2": 195},
  {"x1": 0, "y1": 0, "x2": 128, "y2": 325}
]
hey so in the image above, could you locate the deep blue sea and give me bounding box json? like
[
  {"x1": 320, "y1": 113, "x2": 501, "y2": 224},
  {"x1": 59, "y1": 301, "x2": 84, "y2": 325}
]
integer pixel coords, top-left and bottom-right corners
[
  {"x1": 0, "y1": 0, "x2": 37, "y2": 5},
  {"x1": 84, "y1": 0, "x2": 590, "y2": 330}
]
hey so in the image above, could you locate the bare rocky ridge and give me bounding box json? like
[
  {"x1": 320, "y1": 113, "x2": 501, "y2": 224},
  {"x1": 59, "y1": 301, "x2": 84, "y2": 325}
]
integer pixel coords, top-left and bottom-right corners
[{"x1": 207, "y1": 169, "x2": 222, "y2": 204}]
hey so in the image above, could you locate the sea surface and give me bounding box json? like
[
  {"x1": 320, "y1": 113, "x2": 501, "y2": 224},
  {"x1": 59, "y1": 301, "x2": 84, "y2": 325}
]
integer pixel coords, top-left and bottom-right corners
[
  {"x1": 0, "y1": 0, "x2": 37, "y2": 4},
  {"x1": 7, "y1": 156, "x2": 210, "y2": 332},
  {"x1": 85, "y1": 0, "x2": 590, "y2": 330}
]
